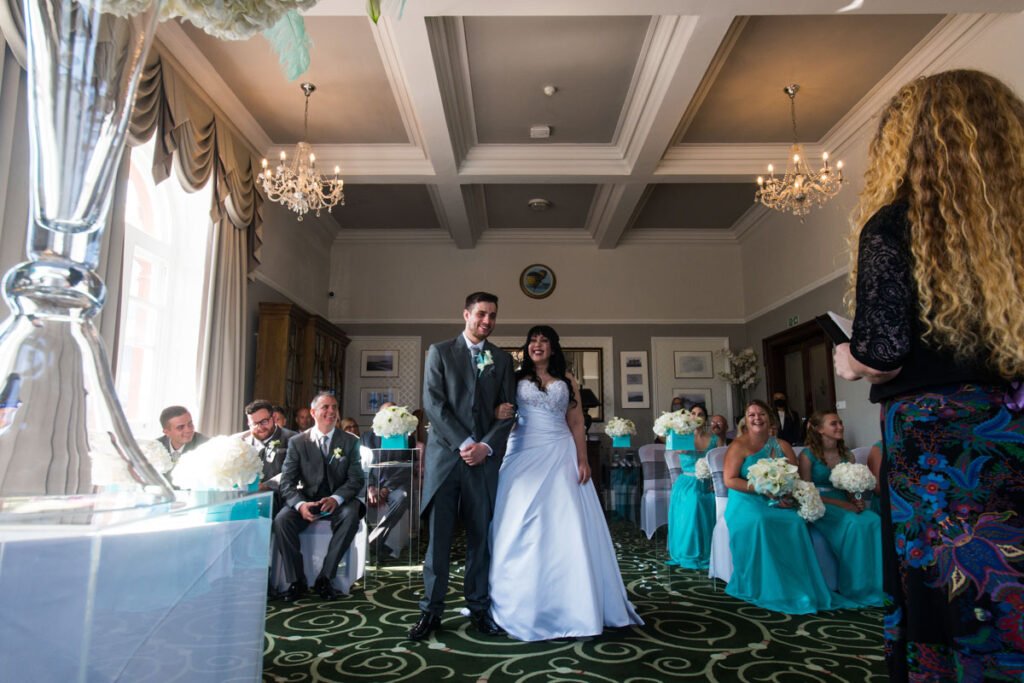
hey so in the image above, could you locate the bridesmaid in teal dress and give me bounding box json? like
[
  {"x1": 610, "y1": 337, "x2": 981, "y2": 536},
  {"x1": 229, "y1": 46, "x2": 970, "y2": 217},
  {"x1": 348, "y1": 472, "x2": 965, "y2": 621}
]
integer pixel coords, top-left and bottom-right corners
[
  {"x1": 666, "y1": 404, "x2": 723, "y2": 569},
  {"x1": 799, "y1": 412, "x2": 883, "y2": 607},
  {"x1": 723, "y1": 400, "x2": 853, "y2": 614}
]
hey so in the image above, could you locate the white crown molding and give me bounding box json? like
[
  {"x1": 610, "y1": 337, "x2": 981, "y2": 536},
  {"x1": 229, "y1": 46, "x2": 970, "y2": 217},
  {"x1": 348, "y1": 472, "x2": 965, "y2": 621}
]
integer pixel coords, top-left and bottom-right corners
[
  {"x1": 657, "y1": 143, "x2": 831, "y2": 178},
  {"x1": 731, "y1": 203, "x2": 772, "y2": 241},
  {"x1": 372, "y1": 17, "x2": 428, "y2": 151},
  {"x1": 154, "y1": 23, "x2": 272, "y2": 153},
  {"x1": 260, "y1": 143, "x2": 435, "y2": 178},
  {"x1": 742, "y1": 266, "x2": 849, "y2": 323},
  {"x1": 251, "y1": 270, "x2": 327, "y2": 318},
  {"x1": 478, "y1": 228, "x2": 596, "y2": 244},
  {"x1": 620, "y1": 228, "x2": 741, "y2": 243},
  {"x1": 332, "y1": 228, "x2": 452, "y2": 244}
]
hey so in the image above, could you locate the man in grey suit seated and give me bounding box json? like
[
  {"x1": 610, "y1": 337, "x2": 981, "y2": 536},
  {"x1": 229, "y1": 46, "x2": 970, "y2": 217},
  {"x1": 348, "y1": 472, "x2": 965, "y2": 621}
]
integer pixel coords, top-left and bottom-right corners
[
  {"x1": 273, "y1": 391, "x2": 365, "y2": 602},
  {"x1": 157, "y1": 405, "x2": 208, "y2": 469}
]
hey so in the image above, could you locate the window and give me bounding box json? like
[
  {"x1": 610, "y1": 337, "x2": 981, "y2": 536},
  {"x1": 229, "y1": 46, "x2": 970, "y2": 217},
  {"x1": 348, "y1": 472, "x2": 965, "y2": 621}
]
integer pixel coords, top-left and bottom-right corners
[{"x1": 116, "y1": 137, "x2": 213, "y2": 437}]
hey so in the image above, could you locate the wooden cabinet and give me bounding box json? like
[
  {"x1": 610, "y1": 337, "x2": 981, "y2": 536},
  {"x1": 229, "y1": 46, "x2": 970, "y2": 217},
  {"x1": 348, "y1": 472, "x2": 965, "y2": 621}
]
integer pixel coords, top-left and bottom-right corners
[{"x1": 253, "y1": 303, "x2": 349, "y2": 423}]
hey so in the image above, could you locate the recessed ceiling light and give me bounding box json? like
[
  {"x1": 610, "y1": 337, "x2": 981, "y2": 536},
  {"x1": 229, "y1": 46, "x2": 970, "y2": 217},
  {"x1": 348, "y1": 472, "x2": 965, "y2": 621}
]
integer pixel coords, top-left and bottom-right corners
[{"x1": 527, "y1": 198, "x2": 552, "y2": 211}]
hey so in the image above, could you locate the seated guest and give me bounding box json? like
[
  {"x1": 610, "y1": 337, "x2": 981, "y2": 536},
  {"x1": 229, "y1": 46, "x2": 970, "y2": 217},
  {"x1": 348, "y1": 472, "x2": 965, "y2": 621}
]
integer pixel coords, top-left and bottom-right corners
[
  {"x1": 242, "y1": 399, "x2": 296, "y2": 504},
  {"x1": 274, "y1": 392, "x2": 365, "y2": 602},
  {"x1": 272, "y1": 405, "x2": 288, "y2": 429},
  {"x1": 723, "y1": 400, "x2": 852, "y2": 613},
  {"x1": 798, "y1": 412, "x2": 883, "y2": 606},
  {"x1": 709, "y1": 414, "x2": 730, "y2": 445},
  {"x1": 772, "y1": 391, "x2": 803, "y2": 444},
  {"x1": 295, "y1": 407, "x2": 315, "y2": 432},
  {"x1": 361, "y1": 402, "x2": 413, "y2": 557},
  {"x1": 666, "y1": 404, "x2": 723, "y2": 569},
  {"x1": 339, "y1": 417, "x2": 361, "y2": 437},
  {"x1": 157, "y1": 405, "x2": 208, "y2": 467}
]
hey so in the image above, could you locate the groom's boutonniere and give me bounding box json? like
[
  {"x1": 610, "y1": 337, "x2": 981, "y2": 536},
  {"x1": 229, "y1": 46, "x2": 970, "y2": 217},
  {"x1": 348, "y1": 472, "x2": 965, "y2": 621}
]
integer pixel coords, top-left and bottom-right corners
[
  {"x1": 476, "y1": 349, "x2": 494, "y2": 374},
  {"x1": 331, "y1": 447, "x2": 344, "y2": 461}
]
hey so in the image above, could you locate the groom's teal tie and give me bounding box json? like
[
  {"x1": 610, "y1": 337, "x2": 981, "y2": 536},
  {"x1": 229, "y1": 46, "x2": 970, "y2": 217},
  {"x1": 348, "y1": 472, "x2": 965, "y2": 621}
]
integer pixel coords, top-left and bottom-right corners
[{"x1": 471, "y1": 347, "x2": 481, "y2": 378}]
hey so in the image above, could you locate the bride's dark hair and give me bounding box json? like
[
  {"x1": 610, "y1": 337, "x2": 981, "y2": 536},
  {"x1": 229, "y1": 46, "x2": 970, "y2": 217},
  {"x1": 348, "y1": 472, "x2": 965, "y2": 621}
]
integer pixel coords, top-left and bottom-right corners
[{"x1": 516, "y1": 325, "x2": 577, "y2": 408}]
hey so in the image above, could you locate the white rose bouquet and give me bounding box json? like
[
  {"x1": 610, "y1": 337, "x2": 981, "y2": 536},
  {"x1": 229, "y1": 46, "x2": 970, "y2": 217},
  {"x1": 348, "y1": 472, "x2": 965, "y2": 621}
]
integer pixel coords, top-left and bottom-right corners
[
  {"x1": 653, "y1": 410, "x2": 703, "y2": 437},
  {"x1": 137, "y1": 438, "x2": 173, "y2": 474},
  {"x1": 89, "y1": 432, "x2": 171, "y2": 488},
  {"x1": 372, "y1": 405, "x2": 419, "y2": 438},
  {"x1": 172, "y1": 436, "x2": 262, "y2": 491},
  {"x1": 604, "y1": 417, "x2": 636, "y2": 438},
  {"x1": 792, "y1": 480, "x2": 826, "y2": 522},
  {"x1": 829, "y1": 462, "x2": 877, "y2": 501},
  {"x1": 745, "y1": 456, "x2": 798, "y2": 498},
  {"x1": 694, "y1": 456, "x2": 712, "y2": 481}
]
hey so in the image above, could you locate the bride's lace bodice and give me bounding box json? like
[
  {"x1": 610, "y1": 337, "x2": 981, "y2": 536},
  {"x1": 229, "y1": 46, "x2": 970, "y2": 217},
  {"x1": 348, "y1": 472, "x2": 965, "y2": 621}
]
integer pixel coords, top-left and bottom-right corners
[{"x1": 516, "y1": 378, "x2": 569, "y2": 415}]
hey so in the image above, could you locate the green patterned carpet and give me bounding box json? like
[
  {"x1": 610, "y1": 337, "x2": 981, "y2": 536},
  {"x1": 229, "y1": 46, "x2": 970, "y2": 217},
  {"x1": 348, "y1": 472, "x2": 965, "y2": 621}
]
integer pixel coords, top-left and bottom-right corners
[{"x1": 263, "y1": 522, "x2": 886, "y2": 682}]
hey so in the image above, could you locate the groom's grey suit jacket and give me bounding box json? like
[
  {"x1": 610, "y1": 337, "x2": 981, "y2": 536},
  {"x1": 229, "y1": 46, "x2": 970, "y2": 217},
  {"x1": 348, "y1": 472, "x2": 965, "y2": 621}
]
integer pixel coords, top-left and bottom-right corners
[{"x1": 420, "y1": 335, "x2": 516, "y2": 514}]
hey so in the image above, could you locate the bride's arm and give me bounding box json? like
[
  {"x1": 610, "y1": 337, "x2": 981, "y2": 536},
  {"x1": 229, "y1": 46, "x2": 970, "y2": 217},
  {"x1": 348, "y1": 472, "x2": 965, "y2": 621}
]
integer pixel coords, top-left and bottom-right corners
[{"x1": 566, "y1": 375, "x2": 591, "y2": 485}]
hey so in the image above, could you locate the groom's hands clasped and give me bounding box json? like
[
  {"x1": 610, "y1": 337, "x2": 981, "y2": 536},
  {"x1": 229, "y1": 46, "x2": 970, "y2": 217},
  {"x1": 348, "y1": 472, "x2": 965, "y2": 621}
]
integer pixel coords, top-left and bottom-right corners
[{"x1": 460, "y1": 442, "x2": 490, "y2": 466}]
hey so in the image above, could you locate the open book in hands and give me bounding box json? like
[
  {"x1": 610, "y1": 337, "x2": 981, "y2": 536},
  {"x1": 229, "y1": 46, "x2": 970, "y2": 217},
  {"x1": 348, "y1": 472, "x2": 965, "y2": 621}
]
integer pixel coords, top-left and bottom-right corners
[{"x1": 815, "y1": 311, "x2": 853, "y2": 345}]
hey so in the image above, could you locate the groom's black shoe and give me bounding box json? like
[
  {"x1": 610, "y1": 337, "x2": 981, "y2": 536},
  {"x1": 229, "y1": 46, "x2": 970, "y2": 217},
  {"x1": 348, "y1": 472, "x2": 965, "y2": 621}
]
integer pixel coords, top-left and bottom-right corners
[
  {"x1": 469, "y1": 610, "x2": 506, "y2": 636},
  {"x1": 407, "y1": 612, "x2": 442, "y2": 641}
]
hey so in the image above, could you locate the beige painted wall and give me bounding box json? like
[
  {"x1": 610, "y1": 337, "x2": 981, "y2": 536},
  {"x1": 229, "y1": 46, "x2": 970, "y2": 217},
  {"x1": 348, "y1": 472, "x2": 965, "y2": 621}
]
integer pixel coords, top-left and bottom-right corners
[{"x1": 328, "y1": 239, "x2": 744, "y2": 323}]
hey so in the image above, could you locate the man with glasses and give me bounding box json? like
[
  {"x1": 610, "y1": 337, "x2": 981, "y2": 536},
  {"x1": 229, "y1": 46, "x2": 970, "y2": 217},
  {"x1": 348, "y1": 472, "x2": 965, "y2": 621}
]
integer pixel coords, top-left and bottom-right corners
[{"x1": 242, "y1": 400, "x2": 297, "y2": 507}]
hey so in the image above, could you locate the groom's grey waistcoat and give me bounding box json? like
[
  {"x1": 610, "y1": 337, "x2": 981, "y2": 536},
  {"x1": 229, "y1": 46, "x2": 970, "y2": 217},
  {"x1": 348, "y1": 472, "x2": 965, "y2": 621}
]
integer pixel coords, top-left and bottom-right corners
[{"x1": 420, "y1": 335, "x2": 516, "y2": 514}]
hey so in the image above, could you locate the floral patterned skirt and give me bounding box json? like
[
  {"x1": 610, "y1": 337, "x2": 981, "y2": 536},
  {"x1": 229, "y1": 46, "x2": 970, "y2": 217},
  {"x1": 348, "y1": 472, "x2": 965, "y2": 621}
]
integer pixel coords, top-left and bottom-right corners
[{"x1": 880, "y1": 383, "x2": 1024, "y2": 682}]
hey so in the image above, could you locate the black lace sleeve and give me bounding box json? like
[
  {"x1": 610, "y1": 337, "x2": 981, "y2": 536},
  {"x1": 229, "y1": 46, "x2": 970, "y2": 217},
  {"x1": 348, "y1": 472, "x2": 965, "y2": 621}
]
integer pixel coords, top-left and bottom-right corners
[{"x1": 850, "y1": 203, "x2": 914, "y2": 371}]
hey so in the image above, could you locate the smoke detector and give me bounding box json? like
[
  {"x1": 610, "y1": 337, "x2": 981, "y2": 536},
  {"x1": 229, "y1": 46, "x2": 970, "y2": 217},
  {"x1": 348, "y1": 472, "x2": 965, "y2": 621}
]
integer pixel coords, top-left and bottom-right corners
[
  {"x1": 527, "y1": 198, "x2": 552, "y2": 211},
  {"x1": 529, "y1": 125, "x2": 551, "y2": 139}
]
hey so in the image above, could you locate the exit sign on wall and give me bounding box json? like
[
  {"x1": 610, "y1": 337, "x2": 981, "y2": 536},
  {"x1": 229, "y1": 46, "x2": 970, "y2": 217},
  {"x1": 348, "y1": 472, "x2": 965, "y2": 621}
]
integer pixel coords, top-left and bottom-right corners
[{"x1": 787, "y1": 315, "x2": 800, "y2": 328}]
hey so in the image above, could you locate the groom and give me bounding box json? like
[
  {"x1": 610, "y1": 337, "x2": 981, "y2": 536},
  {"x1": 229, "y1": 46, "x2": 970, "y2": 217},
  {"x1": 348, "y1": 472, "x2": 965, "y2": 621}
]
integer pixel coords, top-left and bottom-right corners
[{"x1": 409, "y1": 292, "x2": 516, "y2": 640}]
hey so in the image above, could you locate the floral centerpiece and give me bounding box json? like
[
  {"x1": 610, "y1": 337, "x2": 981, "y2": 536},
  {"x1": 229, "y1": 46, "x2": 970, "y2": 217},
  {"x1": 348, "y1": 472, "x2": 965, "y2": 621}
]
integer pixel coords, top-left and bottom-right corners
[
  {"x1": 171, "y1": 436, "x2": 262, "y2": 491},
  {"x1": 88, "y1": 434, "x2": 172, "y2": 488},
  {"x1": 829, "y1": 462, "x2": 877, "y2": 502},
  {"x1": 138, "y1": 439, "x2": 173, "y2": 474},
  {"x1": 605, "y1": 416, "x2": 636, "y2": 448},
  {"x1": 718, "y1": 348, "x2": 760, "y2": 418},
  {"x1": 653, "y1": 409, "x2": 703, "y2": 451},
  {"x1": 372, "y1": 405, "x2": 419, "y2": 449}
]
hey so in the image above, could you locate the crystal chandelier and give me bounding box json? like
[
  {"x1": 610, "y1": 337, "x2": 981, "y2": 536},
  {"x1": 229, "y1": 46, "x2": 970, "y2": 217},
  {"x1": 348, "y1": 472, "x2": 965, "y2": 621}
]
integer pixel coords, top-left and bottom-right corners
[
  {"x1": 755, "y1": 84, "x2": 844, "y2": 217},
  {"x1": 258, "y1": 83, "x2": 344, "y2": 221}
]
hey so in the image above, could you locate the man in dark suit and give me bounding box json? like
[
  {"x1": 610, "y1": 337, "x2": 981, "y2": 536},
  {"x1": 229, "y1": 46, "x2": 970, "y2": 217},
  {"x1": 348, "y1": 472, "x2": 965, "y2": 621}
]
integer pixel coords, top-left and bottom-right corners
[
  {"x1": 157, "y1": 405, "x2": 208, "y2": 467},
  {"x1": 772, "y1": 391, "x2": 803, "y2": 445},
  {"x1": 274, "y1": 391, "x2": 365, "y2": 602},
  {"x1": 408, "y1": 292, "x2": 516, "y2": 641},
  {"x1": 241, "y1": 399, "x2": 296, "y2": 508}
]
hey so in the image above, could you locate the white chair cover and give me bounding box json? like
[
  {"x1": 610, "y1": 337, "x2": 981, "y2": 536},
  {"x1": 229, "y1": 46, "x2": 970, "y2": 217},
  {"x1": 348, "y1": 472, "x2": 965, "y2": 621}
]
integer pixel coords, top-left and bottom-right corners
[
  {"x1": 851, "y1": 446, "x2": 871, "y2": 465},
  {"x1": 271, "y1": 519, "x2": 367, "y2": 594},
  {"x1": 663, "y1": 449, "x2": 681, "y2": 487},
  {"x1": 638, "y1": 444, "x2": 670, "y2": 540},
  {"x1": 706, "y1": 446, "x2": 732, "y2": 583}
]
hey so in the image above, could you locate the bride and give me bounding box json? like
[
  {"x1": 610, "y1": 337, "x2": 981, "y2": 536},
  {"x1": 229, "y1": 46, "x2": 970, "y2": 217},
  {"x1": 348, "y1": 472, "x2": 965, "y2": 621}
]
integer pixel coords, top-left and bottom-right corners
[{"x1": 489, "y1": 325, "x2": 643, "y2": 641}]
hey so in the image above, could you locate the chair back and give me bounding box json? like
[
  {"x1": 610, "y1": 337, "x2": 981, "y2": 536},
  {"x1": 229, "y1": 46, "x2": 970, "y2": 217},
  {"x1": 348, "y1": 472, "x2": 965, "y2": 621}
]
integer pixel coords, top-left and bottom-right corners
[
  {"x1": 706, "y1": 446, "x2": 729, "y2": 498},
  {"x1": 851, "y1": 446, "x2": 871, "y2": 465},
  {"x1": 638, "y1": 444, "x2": 669, "y2": 493},
  {"x1": 663, "y1": 449, "x2": 681, "y2": 487}
]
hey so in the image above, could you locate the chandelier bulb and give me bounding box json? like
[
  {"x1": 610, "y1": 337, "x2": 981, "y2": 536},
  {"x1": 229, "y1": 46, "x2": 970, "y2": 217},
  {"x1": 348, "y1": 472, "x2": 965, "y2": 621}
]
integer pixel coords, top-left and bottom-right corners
[
  {"x1": 309, "y1": 153, "x2": 316, "y2": 164},
  {"x1": 822, "y1": 151, "x2": 829, "y2": 161},
  {"x1": 334, "y1": 165, "x2": 340, "y2": 175},
  {"x1": 757, "y1": 176, "x2": 764, "y2": 186},
  {"x1": 837, "y1": 160, "x2": 844, "y2": 170},
  {"x1": 279, "y1": 150, "x2": 287, "y2": 161},
  {"x1": 261, "y1": 158, "x2": 268, "y2": 168},
  {"x1": 767, "y1": 163, "x2": 774, "y2": 174},
  {"x1": 793, "y1": 153, "x2": 800, "y2": 163}
]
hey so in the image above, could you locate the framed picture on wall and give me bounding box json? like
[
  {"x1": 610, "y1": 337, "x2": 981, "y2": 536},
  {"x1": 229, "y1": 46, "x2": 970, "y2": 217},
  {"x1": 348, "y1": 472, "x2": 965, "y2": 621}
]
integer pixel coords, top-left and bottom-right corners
[
  {"x1": 619, "y1": 351, "x2": 650, "y2": 408},
  {"x1": 673, "y1": 350, "x2": 713, "y2": 379},
  {"x1": 360, "y1": 388, "x2": 397, "y2": 415},
  {"x1": 360, "y1": 350, "x2": 398, "y2": 377},
  {"x1": 672, "y1": 387, "x2": 712, "y2": 412}
]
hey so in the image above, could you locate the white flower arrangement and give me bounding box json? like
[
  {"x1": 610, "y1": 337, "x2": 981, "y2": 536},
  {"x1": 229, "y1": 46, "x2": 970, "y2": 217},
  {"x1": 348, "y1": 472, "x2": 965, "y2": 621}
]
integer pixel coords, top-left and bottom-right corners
[
  {"x1": 372, "y1": 405, "x2": 419, "y2": 438},
  {"x1": 604, "y1": 417, "x2": 636, "y2": 438},
  {"x1": 792, "y1": 480, "x2": 826, "y2": 522},
  {"x1": 829, "y1": 462, "x2": 877, "y2": 498},
  {"x1": 137, "y1": 438, "x2": 173, "y2": 474},
  {"x1": 745, "y1": 456, "x2": 798, "y2": 497},
  {"x1": 653, "y1": 410, "x2": 704, "y2": 437},
  {"x1": 86, "y1": 0, "x2": 319, "y2": 40},
  {"x1": 718, "y1": 347, "x2": 760, "y2": 389},
  {"x1": 694, "y1": 457, "x2": 712, "y2": 481},
  {"x1": 171, "y1": 435, "x2": 262, "y2": 491}
]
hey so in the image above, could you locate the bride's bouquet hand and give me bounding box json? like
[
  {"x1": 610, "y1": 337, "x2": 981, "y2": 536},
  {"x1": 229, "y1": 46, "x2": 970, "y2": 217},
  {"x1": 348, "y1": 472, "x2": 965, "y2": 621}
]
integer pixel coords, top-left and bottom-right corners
[{"x1": 495, "y1": 402, "x2": 516, "y2": 420}]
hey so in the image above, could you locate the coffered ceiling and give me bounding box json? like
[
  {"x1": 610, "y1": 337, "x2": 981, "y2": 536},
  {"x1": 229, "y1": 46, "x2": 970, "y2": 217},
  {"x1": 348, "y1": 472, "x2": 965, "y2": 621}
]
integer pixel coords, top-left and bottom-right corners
[{"x1": 157, "y1": 0, "x2": 1023, "y2": 249}]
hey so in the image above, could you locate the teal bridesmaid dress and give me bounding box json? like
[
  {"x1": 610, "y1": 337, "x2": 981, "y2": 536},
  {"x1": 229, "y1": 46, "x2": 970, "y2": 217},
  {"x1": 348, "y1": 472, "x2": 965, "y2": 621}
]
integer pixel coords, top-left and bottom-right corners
[
  {"x1": 666, "y1": 436, "x2": 723, "y2": 569},
  {"x1": 802, "y1": 453, "x2": 884, "y2": 607},
  {"x1": 724, "y1": 437, "x2": 854, "y2": 614}
]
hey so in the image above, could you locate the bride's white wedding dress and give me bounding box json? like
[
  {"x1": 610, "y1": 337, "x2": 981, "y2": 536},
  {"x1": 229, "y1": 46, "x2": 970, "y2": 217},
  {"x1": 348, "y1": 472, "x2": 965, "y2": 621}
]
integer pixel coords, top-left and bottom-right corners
[{"x1": 489, "y1": 379, "x2": 643, "y2": 641}]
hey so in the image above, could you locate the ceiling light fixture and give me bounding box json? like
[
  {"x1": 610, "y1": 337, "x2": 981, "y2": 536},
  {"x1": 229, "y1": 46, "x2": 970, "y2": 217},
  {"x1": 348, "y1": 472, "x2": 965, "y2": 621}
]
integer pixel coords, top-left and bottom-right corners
[
  {"x1": 258, "y1": 83, "x2": 345, "y2": 221},
  {"x1": 527, "y1": 198, "x2": 552, "y2": 211},
  {"x1": 755, "y1": 84, "x2": 844, "y2": 218}
]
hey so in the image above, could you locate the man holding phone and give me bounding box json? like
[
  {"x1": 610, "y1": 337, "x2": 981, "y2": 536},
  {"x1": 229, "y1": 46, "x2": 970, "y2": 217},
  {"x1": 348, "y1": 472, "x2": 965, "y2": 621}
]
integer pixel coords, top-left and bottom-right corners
[{"x1": 274, "y1": 391, "x2": 365, "y2": 601}]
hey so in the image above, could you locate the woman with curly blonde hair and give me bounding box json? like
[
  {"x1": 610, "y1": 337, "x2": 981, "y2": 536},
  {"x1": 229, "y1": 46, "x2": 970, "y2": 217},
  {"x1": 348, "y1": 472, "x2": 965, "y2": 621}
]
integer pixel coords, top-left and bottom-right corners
[{"x1": 834, "y1": 69, "x2": 1024, "y2": 682}]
